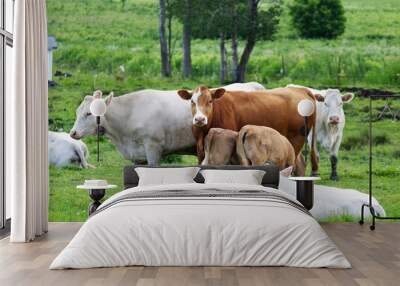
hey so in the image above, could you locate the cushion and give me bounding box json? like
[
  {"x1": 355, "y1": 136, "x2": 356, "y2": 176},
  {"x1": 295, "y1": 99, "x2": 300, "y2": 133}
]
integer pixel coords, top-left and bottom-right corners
[
  {"x1": 135, "y1": 167, "x2": 200, "y2": 186},
  {"x1": 200, "y1": 169, "x2": 266, "y2": 185}
]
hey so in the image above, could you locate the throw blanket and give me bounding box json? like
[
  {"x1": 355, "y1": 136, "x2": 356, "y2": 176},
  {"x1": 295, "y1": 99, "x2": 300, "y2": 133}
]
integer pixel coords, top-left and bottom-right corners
[{"x1": 93, "y1": 188, "x2": 311, "y2": 217}]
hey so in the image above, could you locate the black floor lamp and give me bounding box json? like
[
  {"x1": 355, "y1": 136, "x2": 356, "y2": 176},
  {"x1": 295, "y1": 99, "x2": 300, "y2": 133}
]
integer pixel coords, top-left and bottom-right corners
[
  {"x1": 359, "y1": 94, "x2": 400, "y2": 230},
  {"x1": 90, "y1": 96, "x2": 107, "y2": 162}
]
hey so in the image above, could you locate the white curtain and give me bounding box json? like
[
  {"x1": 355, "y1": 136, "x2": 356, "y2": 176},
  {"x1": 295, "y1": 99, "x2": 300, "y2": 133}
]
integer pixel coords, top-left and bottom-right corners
[{"x1": 8, "y1": 0, "x2": 49, "y2": 242}]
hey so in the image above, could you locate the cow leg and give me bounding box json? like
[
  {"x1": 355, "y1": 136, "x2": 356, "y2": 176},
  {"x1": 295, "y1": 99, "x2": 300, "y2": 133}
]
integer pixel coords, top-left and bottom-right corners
[
  {"x1": 294, "y1": 154, "x2": 306, "y2": 176},
  {"x1": 132, "y1": 159, "x2": 147, "y2": 165},
  {"x1": 290, "y1": 135, "x2": 309, "y2": 175},
  {"x1": 76, "y1": 145, "x2": 91, "y2": 169},
  {"x1": 330, "y1": 155, "x2": 338, "y2": 180},
  {"x1": 310, "y1": 147, "x2": 319, "y2": 177},
  {"x1": 196, "y1": 136, "x2": 206, "y2": 164},
  {"x1": 329, "y1": 135, "x2": 342, "y2": 180},
  {"x1": 144, "y1": 141, "x2": 163, "y2": 166}
]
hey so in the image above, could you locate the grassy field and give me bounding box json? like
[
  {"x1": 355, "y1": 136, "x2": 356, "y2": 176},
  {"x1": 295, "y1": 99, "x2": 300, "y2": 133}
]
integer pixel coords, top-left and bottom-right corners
[{"x1": 47, "y1": 0, "x2": 400, "y2": 221}]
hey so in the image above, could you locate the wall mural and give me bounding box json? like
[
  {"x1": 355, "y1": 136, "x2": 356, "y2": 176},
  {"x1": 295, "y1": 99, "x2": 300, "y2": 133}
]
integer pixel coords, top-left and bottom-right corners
[{"x1": 46, "y1": 0, "x2": 399, "y2": 222}]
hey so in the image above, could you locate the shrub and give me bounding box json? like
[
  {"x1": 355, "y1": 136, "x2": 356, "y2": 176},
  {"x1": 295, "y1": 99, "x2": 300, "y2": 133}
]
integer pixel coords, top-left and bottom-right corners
[
  {"x1": 342, "y1": 130, "x2": 390, "y2": 150},
  {"x1": 289, "y1": 0, "x2": 346, "y2": 39},
  {"x1": 393, "y1": 150, "x2": 400, "y2": 159}
]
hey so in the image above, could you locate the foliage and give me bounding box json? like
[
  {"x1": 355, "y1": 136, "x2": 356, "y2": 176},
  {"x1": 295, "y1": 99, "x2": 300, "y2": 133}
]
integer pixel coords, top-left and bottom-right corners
[
  {"x1": 173, "y1": 0, "x2": 281, "y2": 41},
  {"x1": 289, "y1": 0, "x2": 346, "y2": 39},
  {"x1": 168, "y1": 0, "x2": 282, "y2": 81},
  {"x1": 341, "y1": 130, "x2": 390, "y2": 150}
]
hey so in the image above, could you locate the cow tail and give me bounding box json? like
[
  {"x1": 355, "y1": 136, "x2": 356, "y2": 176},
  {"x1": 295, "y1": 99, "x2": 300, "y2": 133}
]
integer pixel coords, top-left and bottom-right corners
[
  {"x1": 302, "y1": 89, "x2": 319, "y2": 175},
  {"x1": 236, "y1": 129, "x2": 250, "y2": 166}
]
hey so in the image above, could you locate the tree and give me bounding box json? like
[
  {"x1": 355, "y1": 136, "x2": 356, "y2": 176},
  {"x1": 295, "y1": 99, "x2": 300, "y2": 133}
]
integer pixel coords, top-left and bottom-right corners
[
  {"x1": 182, "y1": 0, "x2": 192, "y2": 78},
  {"x1": 159, "y1": 0, "x2": 171, "y2": 77},
  {"x1": 233, "y1": 0, "x2": 281, "y2": 82},
  {"x1": 219, "y1": 33, "x2": 228, "y2": 83},
  {"x1": 168, "y1": 0, "x2": 196, "y2": 78},
  {"x1": 189, "y1": 0, "x2": 233, "y2": 83},
  {"x1": 167, "y1": 0, "x2": 280, "y2": 82},
  {"x1": 289, "y1": 0, "x2": 346, "y2": 39},
  {"x1": 191, "y1": 0, "x2": 281, "y2": 83}
]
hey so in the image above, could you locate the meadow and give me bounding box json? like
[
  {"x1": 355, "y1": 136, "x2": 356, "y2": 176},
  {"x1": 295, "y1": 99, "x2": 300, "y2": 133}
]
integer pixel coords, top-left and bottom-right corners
[{"x1": 47, "y1": 0, "x2": 400, "y2": 221}]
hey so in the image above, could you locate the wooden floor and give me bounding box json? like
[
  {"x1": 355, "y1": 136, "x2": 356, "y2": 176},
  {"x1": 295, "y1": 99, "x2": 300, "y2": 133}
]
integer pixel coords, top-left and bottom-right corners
[{"x1": 0, "y1": 223, "x2": 399, "y2": 286}]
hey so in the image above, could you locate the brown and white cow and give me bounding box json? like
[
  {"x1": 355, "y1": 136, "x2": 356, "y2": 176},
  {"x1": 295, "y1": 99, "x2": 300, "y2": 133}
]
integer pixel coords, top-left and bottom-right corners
[
  {"x1": 202, "y1": 128, "x2": 238, "y2": 165},
  {"x1": 236, "y1": 125, "x2": 295, "y2": 170},
  {"x1": 177, "y1": 86, "x2": 319, "y2": 175}
]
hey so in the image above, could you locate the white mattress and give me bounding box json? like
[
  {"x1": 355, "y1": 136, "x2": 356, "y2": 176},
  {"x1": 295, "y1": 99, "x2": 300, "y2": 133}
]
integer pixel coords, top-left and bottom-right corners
[{"x1": 50, "y1": 183, "x2": 350, "y2": 269}]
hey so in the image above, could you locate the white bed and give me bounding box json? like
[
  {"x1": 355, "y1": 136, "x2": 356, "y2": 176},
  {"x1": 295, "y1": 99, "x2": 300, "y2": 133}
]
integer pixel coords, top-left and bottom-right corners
[{"x1": 50, "y1": 182, "x2": 350, "y2": 269}]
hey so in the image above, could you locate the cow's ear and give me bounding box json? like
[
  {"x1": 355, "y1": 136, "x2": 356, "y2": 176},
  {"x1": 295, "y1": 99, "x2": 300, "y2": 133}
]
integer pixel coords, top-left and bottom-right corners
[
  {"x1": 105, "y1": 92, "x2": 113, "y2": 106},
  {"x1": 211, "y1": 88, "x2": 226, "y2": 100},
  {"x1": 93, "y1": 90, "x2": 102, "y2": 99},
  {"x1": 342, "y1": 93, "x2": 354, "y2": 103},
  {"x1": 177, "y1": 89, "x2": 192, "y2": 100},
  {"x1": 314, "y1": 94, "x2": 325, "y2": 102}
]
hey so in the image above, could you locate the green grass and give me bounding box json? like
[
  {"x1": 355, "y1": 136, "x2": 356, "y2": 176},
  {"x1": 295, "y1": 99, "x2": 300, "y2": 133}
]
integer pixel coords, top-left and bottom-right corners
[{"x1": 47, "y1": 0, "x2": 400, "y2": 221}]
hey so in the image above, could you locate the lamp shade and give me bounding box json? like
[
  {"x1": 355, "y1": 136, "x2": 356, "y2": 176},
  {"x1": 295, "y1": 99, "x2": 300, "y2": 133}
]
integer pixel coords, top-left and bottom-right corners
[
  {"x1": 297, "y1": 99, "x2": 315, "y2": 117},
  {"x1": 90, "y1": 99, "x2": 107, "y2": 116}
]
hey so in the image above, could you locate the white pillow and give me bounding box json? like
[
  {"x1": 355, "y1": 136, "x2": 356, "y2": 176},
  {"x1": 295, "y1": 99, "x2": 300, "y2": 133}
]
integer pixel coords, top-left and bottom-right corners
[
  {"x1": 278, "y1": 166, "x2": 295, "y2": 196},
  {"x1": 200, "y1": 169, "x2": 265, "y2": 185},
  {"x1": 280, "y1": 166, "x2": 293, "y2": 178},
  {"x1": 136, "y1": 167, "x2": 200, "y2": 186}
]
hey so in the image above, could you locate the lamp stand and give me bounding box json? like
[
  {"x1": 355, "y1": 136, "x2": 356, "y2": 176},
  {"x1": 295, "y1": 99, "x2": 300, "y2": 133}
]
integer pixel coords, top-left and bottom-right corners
[
  {"x1": 359, "y1": 94, "x2": 400, "y2": 230},
  {"x1": 303, "y1": 116, "x2": 308, "y2": 167},
  {"x1": 96, "y1": 116, "x2": 100, "y2": 162}
]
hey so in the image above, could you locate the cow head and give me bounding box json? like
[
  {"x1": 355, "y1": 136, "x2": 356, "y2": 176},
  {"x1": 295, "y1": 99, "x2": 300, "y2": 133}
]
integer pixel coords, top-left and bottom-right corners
[
  {"x1": 314, "y1": 89, "x2": 354, "y2": 126},
  {"x1": 177, "y1": 86, "x2": 226, "y2": 127},
  {"x1": 70, "y1": 90, "x2": 113, "y2": 139}
]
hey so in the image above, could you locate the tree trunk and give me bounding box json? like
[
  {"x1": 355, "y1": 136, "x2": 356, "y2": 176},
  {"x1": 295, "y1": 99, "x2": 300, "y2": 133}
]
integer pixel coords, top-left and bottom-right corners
[
  {"x1": 235, "y1": 0, "x2": 258, "y2": 83},
  {"x1": 167, "y1": 8, "x2": 173, "y2": 65},
  {"x1": 159, "y1": 0, "x2": 171, "y2": 77},
  {"x1": 182, "y1": 0, "x2": 192, "y2": 78},
  {"x1": 231, "y1": 1, "x2": 239, "y2": 81},
  {"x1": 220, "y1": 33, "x2": 227, "y2": 84},
  {"x1": 231, "y1": 33, "x2": 239, "y2": 81}
]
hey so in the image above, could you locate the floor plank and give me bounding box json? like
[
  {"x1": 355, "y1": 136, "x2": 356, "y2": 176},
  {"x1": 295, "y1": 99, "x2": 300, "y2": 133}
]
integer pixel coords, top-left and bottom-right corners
[{"x1": 0, "y1": 222, "x2": 399, "y2": 286}]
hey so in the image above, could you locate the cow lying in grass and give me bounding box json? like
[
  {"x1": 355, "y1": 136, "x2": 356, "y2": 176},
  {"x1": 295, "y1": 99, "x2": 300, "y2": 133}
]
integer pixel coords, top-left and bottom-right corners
[
  {"x1": 70, "y1": 82, "x2": 265, "y2": 165},
  {"x1": 48, "y1": 131, "x2": 93, "y2": 168},
  {"x1": 279, "y1": 167, "x2": 386, "y2": 219},
  {"x1": 287, "y1": 84, "x2": 355, "y2": 180},
  {"x1": 178, "y1": 86, "x2": 318, "y2": 175}
]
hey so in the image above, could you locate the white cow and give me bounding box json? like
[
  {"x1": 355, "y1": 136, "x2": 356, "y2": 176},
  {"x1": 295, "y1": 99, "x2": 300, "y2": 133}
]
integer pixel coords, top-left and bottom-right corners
[
  {"x1": 48, "y1": 131, "x2": 93, "y2": 168},
  {"x1": 223, "y1": 81, "x2": 265, "y2": 91},
  {"x1": 70, "y1": 82, "x2": 266, "y2": 165},
  {"x1": 278, "y1": 171, "x2": 386, "y2": 219},
  {"x1": 287, "y1": 84, "x2": 354, "y2": 180}
]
